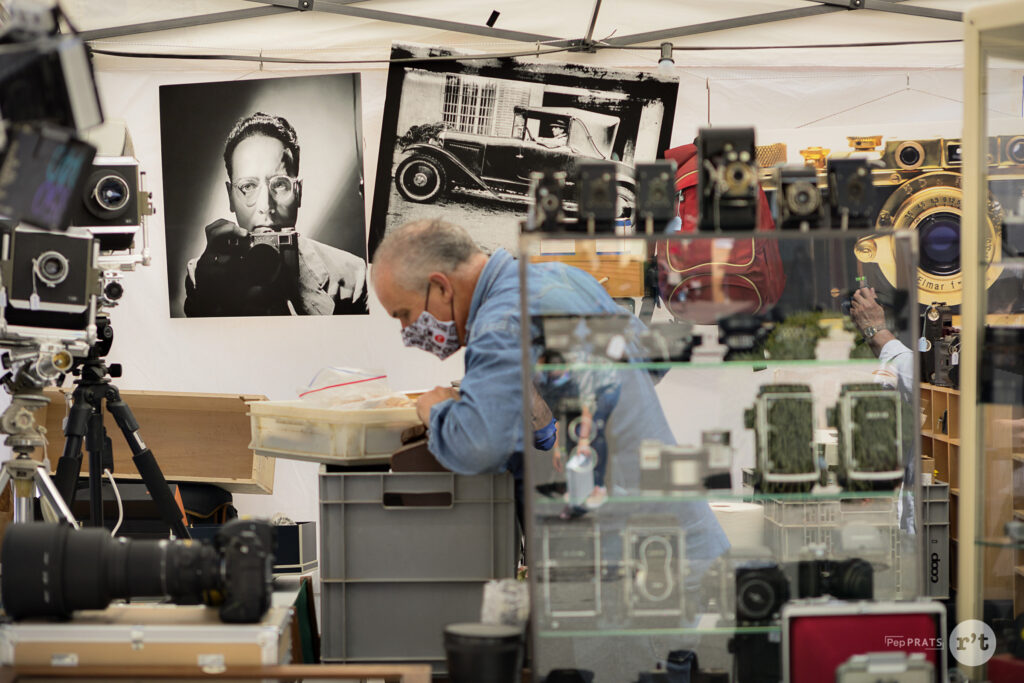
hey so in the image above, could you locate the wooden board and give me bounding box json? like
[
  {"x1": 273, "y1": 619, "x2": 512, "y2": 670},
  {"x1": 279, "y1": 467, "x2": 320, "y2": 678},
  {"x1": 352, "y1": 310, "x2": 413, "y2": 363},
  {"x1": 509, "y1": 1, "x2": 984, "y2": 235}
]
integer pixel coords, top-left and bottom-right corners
[
  {"x1": 39, "y1": 388, "x2": 274, "y2": 494},
  {"x1": 529, "y1": 252, "x2": 645, "y2": 298}
]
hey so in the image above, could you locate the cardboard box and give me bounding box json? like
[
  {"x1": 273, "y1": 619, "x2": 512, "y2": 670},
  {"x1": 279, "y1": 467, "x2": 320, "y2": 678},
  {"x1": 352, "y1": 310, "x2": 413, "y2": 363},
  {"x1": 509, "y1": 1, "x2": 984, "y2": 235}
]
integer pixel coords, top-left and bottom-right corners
[
  {"x1": 41, "y1": 388, "x2": 274, "y2": 494},
  {"x1": 0, "y1": 604, "x2": 292, "y2": 667}
]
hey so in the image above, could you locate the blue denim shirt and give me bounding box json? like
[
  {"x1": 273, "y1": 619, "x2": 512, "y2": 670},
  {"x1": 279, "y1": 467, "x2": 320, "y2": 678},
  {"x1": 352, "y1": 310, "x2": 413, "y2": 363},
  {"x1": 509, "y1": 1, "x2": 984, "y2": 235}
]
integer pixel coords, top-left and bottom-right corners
[{"x1": 427, "y1": 248, "x2": 730, "y2": 561}]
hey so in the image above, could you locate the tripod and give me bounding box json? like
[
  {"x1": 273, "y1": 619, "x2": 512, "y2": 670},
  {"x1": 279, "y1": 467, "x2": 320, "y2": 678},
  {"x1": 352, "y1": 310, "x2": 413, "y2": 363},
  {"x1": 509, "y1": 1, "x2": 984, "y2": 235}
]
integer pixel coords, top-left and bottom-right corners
[
  {"x1": 0, "y1": 373, "x2": 78, "y2": 526},
  {"x1": 52, "y1": 318, "x2": 190, "y2": 539}
]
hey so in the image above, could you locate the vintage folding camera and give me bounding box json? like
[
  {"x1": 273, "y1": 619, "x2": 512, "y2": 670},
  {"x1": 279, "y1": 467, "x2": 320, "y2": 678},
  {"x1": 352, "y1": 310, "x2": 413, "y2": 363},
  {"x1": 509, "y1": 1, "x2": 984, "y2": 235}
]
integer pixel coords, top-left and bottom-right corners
[
  {"x1": 68, "y1": 156, "x2": 146, "y2": 252},
  {"x1": 745, "y1": 383, "x2": 819, "y2": 493},
  {"x1": 772, "y1": 164, "x2": 824, "y2": 230},
  {"x1": 826, "y1": 383, "x2": 904, "y2": 491},
  {"x1": 0, "y1": 224, "x2": 102, "y2": 344},
  {"x1": 696, "y1": 127, "x2": 758, "y2": 231},
  {"x1": 527, "y1": 170, "x2": 568, "y2": 232},
  {"x1": 826, "y1": 158, "x2": 877, "y2": 229}
]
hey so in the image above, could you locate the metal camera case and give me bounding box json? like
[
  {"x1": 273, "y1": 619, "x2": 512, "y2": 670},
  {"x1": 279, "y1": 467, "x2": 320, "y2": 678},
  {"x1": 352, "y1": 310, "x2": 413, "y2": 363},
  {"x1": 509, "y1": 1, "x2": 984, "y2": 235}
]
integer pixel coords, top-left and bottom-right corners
[
  {"x1": 69, "y1": 156, "x2": 143, "y2": 252},
  {"x1": 826, "y1": 383, "x2": 904, "y2": 491},
  {"x1": 696, "y1": 127, "x2": 758, "y2": 232},
  {"x1": 773, "y1": 164, "x2": 824, "y2": 230},
  {"x1": 0, "y1": 225, "x2": 101, "y2": 346}
]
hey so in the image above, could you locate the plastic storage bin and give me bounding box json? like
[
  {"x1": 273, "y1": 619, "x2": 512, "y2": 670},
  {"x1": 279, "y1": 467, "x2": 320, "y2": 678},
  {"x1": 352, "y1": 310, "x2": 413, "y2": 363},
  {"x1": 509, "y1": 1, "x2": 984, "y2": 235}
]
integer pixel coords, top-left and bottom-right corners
[
  {"x1": 318, "y1": 467, "x2": 516, "y2": 671},
  {"x1": 249, "y1": 400, "x2": 421, "y2": 464}
]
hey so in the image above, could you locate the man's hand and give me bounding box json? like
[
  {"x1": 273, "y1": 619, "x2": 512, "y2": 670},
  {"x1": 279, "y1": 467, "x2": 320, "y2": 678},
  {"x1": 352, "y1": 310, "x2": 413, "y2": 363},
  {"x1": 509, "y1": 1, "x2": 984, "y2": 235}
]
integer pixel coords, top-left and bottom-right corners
[
  {"x1": 849, "y1": 287, "x2": 886, "y2": 331},
  {"x1": 415, "y1": 385, "x2": 460, "y2": 425},
  {"x1": 203, "y1": 218, "x2": 248, "y2": 256},
  {"x1": 849, "y1": 286, "x2": 896, "y2": 355},
  {"x1": 326, "y1": 249, "x2": 368, "y2": 304}
]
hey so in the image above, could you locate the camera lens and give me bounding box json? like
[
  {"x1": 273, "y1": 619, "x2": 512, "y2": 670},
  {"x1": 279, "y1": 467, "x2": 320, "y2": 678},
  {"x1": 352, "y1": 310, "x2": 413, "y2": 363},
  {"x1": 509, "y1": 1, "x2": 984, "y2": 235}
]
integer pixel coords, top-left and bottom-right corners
[
  {"x1": 918, "y1": 212, "x2": 960, "y2": 276},
  {"x1": 1006, "y1": 136, "x2": 1024, "y2": 165},
  {"x1": 93, "y1": 174, "x2": 131, "y2": 212},
  {"x1": 33, "y1": 250, "x2": 69, "y2": 286},
  {"x1": 0, "y1": 523, "x2": 220, "y2": 620},
  {"x1": 785, "y1": 180, "x2": 821, "y2": 216}
]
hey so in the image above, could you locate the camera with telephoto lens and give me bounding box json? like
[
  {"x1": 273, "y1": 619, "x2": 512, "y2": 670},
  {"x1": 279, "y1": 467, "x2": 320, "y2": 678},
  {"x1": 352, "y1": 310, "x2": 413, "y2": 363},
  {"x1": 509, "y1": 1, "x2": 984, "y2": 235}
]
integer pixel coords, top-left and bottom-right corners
[
  {"x1": 1, "y1": 519, "x2": 276, "y2": 623},
  {"x1": 697, "y1": 127, "x2": 758, "y2": 232},
  {"x1": 797, "y1": 557, "x2": 874, "y2": 600}
]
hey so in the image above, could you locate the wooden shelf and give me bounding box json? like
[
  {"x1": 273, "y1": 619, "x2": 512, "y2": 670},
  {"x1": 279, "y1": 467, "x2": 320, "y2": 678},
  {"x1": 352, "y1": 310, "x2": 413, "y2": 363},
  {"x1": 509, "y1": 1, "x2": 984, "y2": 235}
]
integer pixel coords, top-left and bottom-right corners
[{"x1": 1013, "y1": 454, "x2": 1024, "y2": 464}]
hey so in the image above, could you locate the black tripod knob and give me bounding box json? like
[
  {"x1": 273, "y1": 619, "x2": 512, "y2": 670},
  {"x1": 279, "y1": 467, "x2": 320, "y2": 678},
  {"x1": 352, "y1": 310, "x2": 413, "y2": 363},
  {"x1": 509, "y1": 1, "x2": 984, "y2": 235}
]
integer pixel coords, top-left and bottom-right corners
[{"x1": 108, "y1": 364, "x2": 123, "y2": 378}]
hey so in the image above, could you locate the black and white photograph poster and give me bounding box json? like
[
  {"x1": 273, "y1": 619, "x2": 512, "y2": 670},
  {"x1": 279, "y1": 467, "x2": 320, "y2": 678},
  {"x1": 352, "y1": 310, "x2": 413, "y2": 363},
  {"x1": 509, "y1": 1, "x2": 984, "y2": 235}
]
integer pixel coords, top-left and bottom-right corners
[
  {"x1": 368, "y1": 43, "x2": 679, "y2": 260},
  {"x1": 160, "y1": 73, "x2": 368, "y2": 318}
]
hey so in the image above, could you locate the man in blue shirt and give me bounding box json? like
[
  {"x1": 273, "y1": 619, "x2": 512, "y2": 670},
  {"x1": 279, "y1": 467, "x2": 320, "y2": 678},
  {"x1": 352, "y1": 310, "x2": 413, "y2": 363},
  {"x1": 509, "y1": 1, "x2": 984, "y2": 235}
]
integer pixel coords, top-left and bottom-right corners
[
  {"x1": 372, "y1": 218, "x2": 728, "y2": 544},
  {"x1": 373, "y1": 218, "x2": 730, "y2": 677}
]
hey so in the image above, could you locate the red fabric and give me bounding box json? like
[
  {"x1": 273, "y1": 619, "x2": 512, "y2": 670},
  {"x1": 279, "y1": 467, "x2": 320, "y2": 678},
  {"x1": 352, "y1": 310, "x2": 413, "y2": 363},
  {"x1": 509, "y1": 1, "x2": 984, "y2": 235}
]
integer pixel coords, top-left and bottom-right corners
[
  {"x1": 788, "y1": 613, "x2": 942, "y2": 683},
  {"x1": 988, "y1": 654, "x2": 1024, "y2": 683},
  {"x1": 655, "y1": 144, "x2": 786, "y2": 324}
]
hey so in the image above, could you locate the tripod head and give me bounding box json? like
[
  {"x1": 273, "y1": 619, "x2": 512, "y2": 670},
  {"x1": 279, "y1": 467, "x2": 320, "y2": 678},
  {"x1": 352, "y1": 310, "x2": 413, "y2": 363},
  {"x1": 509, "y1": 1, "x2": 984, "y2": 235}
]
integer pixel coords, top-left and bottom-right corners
[{"x1": 65, "y1": 315, "x2": 122, "y2": 383}]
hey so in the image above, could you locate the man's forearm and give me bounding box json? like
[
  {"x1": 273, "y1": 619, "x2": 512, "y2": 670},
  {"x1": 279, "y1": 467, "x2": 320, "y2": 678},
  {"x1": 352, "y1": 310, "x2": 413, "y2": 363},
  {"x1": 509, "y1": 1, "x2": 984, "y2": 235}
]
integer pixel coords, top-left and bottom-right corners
[{"x1": 867, "y1": 328, "x2": 897, "y2": 357}]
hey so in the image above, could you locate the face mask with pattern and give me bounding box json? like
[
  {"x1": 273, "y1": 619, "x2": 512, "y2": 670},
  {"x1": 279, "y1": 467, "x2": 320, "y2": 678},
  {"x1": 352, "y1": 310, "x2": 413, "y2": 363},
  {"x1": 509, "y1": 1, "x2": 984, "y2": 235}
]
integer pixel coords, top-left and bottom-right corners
[{"x1": 401, "y1": 283, "x2": 460, "y2": 360}]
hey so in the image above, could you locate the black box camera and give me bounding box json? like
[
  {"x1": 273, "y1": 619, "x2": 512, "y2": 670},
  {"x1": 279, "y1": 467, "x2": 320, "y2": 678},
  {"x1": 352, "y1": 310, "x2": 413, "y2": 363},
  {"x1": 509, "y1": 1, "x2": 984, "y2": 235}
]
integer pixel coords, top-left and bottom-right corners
[
  {"x1": 697, "y1": 127, "x2": 758, "y2": 232},
  {"x1": 527, "y1": 170, "x2": 567, "y2": 232},
  {"x1": 797, "y1": 558, "x2": 874, "y2": 600},
  {"x1": 635, "y1": 160, "x2": 678, "y2": 226},
  {"x1": 576, "y1": 161, "x2": 618, "y2": 232},
  {"x1": 772, "y1": 164, "x2": 824, "y2": 230},
  {"x1": 826, "y1": 158, "x2": 877, "y2": 229},
  {"x1": 69, "y1": 156, "x2": 142, "y2": 251}
]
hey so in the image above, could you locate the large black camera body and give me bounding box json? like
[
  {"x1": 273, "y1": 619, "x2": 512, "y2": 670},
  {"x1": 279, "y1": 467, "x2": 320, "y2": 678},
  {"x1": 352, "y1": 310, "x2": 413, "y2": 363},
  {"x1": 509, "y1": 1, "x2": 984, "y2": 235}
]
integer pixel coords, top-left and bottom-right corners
[
  {"x1": 1, "y1": 518, "x2": 276, "y2": 623},
  {"x1": 70, "y1": 155, "x2": 146, "y2": 252},
  {"x1": 697, "y1": 127, "x2": 758, "y2": 232},
  {"x1": 0, "y1": 225, "x2": 102, "y2": 348}
]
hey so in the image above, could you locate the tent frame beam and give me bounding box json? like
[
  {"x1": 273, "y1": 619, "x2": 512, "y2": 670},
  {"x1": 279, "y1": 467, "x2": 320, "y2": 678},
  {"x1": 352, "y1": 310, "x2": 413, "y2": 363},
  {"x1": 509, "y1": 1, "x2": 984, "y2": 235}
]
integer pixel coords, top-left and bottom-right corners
[{"x1": 74, "y1": 0, "x2": 963, "y2": 50}]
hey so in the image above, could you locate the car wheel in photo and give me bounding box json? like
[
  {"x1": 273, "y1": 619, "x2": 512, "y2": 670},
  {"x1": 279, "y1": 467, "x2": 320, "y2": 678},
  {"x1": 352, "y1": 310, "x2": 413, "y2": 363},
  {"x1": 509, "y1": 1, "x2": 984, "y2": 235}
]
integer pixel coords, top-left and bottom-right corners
[{"x1": 395, "y1": 155, "x2": 447, "y2": 203}]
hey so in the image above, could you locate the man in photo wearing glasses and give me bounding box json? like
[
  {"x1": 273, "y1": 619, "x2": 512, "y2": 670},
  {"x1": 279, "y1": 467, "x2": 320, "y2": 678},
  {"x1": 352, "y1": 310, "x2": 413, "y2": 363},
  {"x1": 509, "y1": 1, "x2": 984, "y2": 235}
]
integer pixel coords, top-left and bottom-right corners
[{"x1": 184, "y1": 111, "x2": 368, "y2": 317}]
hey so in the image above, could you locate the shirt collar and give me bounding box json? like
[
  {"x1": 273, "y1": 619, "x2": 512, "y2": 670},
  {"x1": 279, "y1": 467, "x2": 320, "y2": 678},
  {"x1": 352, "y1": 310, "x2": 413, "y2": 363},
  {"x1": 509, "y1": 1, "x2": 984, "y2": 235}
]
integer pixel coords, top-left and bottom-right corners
[{"x1": 466, "y1": 248, "x2": 514, "y2": 339}]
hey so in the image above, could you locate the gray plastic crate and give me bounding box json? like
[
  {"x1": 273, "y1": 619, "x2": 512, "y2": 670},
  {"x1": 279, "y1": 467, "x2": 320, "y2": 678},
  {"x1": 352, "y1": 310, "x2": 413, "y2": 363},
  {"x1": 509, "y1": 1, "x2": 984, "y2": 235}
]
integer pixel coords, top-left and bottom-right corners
[
  {"x1": 319, "y1": 469, "x2": 516, "y2": 581},
  {"x1": 318, "y1": 468, "x2": 516, "y2": 670},
  {"x1": 921, "y1": 499, "x2": 950, "y2": 525},
  {"x1": 839, "y1": 497, "x2": 897, "y2": 526},
  {"x1": 923, "y1": 522, "x2": 950, "y2": 598},
  {"x1": 923, "y1": 481, "x2": 950, "y2": 502}
]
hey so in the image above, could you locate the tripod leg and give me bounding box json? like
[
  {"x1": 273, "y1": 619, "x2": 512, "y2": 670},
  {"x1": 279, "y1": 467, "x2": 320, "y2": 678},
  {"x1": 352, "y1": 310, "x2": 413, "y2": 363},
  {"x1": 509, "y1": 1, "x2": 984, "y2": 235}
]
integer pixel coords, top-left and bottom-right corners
[
  {"x1": 104, "y1": 388, "x2": 190, "y2": 539},
  {"x1": 35, "y1": 465, "x2": 78, "y2": 526},
  {"x1": 53, "y1": 388, "x2": 92, "y2": 506},
  {"x1": 86, "y1": 408, "x2": 106, "y2": 528}
]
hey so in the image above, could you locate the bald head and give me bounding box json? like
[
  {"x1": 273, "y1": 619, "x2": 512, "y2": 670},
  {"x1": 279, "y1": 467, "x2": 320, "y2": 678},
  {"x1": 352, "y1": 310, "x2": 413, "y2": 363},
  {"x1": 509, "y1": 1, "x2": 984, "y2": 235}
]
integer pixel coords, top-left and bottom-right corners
[{"x1": 372, "y1": 219, "x2": 483, "y2": 292}]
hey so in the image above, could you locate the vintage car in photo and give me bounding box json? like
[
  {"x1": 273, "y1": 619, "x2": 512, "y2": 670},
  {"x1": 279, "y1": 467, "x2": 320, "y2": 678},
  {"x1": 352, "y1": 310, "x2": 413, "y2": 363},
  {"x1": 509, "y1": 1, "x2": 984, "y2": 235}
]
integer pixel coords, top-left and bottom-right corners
[{"x1": 393, "y1": 105, "x2": 635, "y2": 219}]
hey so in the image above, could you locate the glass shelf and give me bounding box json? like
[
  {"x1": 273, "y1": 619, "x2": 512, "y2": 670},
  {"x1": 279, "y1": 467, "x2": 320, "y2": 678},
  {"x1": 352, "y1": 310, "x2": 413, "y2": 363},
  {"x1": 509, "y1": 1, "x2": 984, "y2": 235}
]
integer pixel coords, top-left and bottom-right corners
[
  {"x1": 536, "y1": 358, "x2": 882, "y2": 372},
  {"x1": 532, "y1": 489, "x2": 901, "y2": 506},
  {"x1": 537, "y1": 625, "x2": 780, "y2": 638},
  {"x1": 975, "y1": 536, "x2": 1024, "y2": 549}
]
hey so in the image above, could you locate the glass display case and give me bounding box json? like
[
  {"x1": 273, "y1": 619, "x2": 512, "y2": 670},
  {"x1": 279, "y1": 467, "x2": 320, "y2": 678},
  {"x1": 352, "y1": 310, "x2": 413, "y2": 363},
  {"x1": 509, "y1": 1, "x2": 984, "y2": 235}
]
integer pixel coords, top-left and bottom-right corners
[
  {"x1": 518, "y1": 228, "x2": 923, "y2": 681},
  {"x1": 962, "y1": 2, "x2": 1024, "y2": 677}
]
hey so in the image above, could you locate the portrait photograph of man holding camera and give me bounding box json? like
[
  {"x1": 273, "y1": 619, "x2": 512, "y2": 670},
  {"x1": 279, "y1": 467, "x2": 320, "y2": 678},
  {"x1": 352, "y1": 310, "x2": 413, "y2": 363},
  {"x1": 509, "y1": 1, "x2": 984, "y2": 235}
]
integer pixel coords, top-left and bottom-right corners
[{"x1": 160, "y1": 74, "x2": 368, "y2": 318}]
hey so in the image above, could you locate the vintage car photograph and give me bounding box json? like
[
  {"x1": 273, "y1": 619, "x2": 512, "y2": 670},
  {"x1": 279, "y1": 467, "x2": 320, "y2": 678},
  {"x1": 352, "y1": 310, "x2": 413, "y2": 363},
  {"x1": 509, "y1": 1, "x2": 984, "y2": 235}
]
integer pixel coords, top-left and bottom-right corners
[
  {"x1": 369, "y1": 45, "x2": 679, "y2": 258},
  {"x1": 393, "y1": 105, "x2": 635, "y2": 217}
]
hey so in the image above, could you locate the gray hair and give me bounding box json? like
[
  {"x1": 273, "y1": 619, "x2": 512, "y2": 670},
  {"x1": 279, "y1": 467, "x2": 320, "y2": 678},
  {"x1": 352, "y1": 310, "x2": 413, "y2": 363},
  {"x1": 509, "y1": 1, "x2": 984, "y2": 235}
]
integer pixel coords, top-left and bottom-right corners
[{"x1": 373, "y1": 219, "x2": 482, "y2": 291}]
